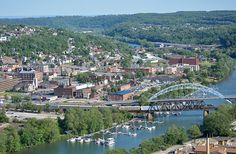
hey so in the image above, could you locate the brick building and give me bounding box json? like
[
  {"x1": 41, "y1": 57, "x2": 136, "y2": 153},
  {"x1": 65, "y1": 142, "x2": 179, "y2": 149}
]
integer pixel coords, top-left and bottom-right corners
[
  {"x1": 18, "y1": 69, "x2": 43, "y2": 81},
  {"x1": 76, "y1": 88, "x2": 92, "y2": 99},
  {"x1": 54, "y1": 86, "x2": 76, "y2": 98},
  {"x1": 110, "y1": 90, "x2": 133, "y2": 101},
  {"x1": 118, "y1": 83, "x2": 131, "y2": 91},
  {"x1": 168, "y1": 57, "x2": 200, "y2": 71}
]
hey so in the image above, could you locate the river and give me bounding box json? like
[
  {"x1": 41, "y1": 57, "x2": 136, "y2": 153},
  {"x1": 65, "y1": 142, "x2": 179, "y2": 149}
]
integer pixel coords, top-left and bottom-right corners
[{"x1": 14, "y1": 69, "x2": 236, "y2": 154}]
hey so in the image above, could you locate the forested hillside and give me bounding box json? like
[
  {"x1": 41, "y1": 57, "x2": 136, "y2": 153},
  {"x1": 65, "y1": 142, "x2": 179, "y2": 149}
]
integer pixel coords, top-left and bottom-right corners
[
  {"x1": 0, "y1": 26, "x2": 132, "y2": 58},
  {"x1": 0, "y1": 11, "x2": 236, "y2": 46},
  {"x1": 1, "y1": 11, "x2": 236, "y2": 30}
]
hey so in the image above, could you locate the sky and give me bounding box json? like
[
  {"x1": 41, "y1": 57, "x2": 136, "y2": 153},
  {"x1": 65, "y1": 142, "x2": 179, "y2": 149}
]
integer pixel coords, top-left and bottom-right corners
[{"x1": 0, "y1": 0, "x2": 236, "y2": 17}]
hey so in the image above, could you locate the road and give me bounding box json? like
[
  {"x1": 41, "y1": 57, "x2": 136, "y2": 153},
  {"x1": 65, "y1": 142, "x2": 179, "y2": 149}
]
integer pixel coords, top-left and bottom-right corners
[{"x1": 6, "y1": 111, "x2": 63, "y2": 121}]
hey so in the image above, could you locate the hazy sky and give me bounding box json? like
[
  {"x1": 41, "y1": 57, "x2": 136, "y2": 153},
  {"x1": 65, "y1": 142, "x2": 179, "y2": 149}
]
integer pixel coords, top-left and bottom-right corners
[{"x1": 1, "y1": 0, "x2": 236, "y2": 17}]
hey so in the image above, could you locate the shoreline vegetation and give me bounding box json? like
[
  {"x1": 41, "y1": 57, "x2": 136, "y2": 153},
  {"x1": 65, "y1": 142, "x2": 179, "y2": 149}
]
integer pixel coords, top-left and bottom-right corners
[
  {"x1": 106, "y1": 103, "x2": 236, "y2": 154},
  {"x1": 0, "y1": 108, "x2": 132, "y2": 154}
]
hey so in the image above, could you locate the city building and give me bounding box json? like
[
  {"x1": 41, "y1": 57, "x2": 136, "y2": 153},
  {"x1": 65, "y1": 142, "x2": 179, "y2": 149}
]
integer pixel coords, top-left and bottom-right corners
[
  {"x1": 18, "y1": 69, "x2": 43, "y2": 82},
  {"x1": 118, "y1": 83, "x2": 131, "y2": 91},
  {"x1": 194, "y1": 137, "x2": 236, "y2": 154},
  {"x1": 124, "y1": 67, "x2": 157, "y2": 75},
  {"x1": 37, "y1": 64, "x2": 49, "y2": 74},
  {"x1": 54, "y1": 85, "x2": 76, "y2": 98},
  {"x1": 107, "y1": 65, "x2": 120, "y2": 73},
  {"x1": 76, "y1": 88, "x2": 92, "y2": 99},
  {"x1": 109, "y1": 90, "x2": 133, "y2": 101},
  {"x1": 168, "y1": 57, "x2": 200, "y2": 71},
  {"x1": 165, "y1": 66, "x2": 177, "y2": 75}
]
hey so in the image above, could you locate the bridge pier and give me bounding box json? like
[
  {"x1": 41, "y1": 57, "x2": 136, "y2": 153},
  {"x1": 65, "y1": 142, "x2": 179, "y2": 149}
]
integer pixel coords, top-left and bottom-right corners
[
  {"x1": 147, "y1": 113, "x2": 154, "y2": 121},
  {"x1": 203, "y1": 108, "x2": 210, "y2": 117}
]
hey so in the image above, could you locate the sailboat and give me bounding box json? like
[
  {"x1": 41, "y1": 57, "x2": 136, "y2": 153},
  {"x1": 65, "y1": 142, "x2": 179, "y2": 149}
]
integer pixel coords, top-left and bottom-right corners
[
  {"x1": 128, "y1": 121, "x2": 137, "y2": 137},
  {"x1": 105, "y1": 138, "x2": 115, "y2": 146},
  {"x1": 144, "y1": 116, "x2": 154, "y2": 131},
  {"x1": 96, "y1": 126, "x2": 106, "y2": 145}
]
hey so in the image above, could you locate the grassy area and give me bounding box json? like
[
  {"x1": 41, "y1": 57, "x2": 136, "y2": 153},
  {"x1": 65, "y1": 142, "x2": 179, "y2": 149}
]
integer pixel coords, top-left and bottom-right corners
[
  {"x1": 200, "y1": 61, "x2": 213, "y2": 67},
  {"x1": 0, "y1": 92, "x2": 27, "y2": 97}
]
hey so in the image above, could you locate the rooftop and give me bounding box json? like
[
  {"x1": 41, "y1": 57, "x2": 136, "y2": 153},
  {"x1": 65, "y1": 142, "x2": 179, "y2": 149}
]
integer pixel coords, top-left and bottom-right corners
[{"x1": 112, "y1": 90, "x2": 132, "y2": 95}]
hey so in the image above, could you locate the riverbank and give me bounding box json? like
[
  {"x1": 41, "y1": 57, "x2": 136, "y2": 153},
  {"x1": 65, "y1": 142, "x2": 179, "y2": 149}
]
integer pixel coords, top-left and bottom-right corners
[
  {"x1": 152, "y1": 104, "x2": 236, "y2": 154},
  {"x1": 0, "y1": 108, "x2": 132, "y2": 154},
  {"x1": 11, "y1": 68, "x2": 236, "y2": 154}
]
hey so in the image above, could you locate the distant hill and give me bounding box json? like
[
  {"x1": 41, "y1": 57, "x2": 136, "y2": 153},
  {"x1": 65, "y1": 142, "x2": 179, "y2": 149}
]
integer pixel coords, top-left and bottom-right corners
[
  {"x1": 0, "y1": 11, "x2": 236, "y2": 46},
  {"x1": 0, "y1": 11, "x2": 236, "y2": 31}
]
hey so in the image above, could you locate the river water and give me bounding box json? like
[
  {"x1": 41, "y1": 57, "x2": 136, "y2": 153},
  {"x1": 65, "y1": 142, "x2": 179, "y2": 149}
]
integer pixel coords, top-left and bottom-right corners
[{"x1": 14, "y1": 69, "x2": 236, "y2": 154}]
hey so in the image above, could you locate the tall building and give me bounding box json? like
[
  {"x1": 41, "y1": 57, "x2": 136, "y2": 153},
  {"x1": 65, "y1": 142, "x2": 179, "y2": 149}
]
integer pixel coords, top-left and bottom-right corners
[
  {"x1": 18, "y1": 69, "x2": 43, "y2": 82},
  {"x1": 168, "y1": 57, "x2": 200, "y2": 71}
]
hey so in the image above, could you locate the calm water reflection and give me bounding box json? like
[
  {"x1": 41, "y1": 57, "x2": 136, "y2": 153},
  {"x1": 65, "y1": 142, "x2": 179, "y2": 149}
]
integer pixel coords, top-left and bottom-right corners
[{"x1": 14, "y1": 69, "x2": 236, "y2": 154}]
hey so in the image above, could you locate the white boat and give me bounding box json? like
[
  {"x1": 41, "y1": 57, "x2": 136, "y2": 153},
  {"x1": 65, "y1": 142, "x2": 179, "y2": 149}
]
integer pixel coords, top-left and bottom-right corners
[
  {"x1": 105, "y1": 138, "x2": 115, "y2": 146},
  {"x1": 145, "y1": 127, "x2": 152, "y2": 131},
  {"x1": 151, "y1": 126, "x2": 156, "y2": 130},
  {"x1": 122, "y1": 125, "x2": 130, "y2": 129},
  {"x1": 104, "y1": 130, "x2": 111, "y2": 134},
  {"x1": 128, "y1": 132, "x2": 137, "y2": 137},
  {"x1": 84, "y1": 138, "x2": 92, "y2": 143},
  {"x1": 68, "y1": 138, "x2": 76, "y2": 142},
  {"x1": 95, "y1": 138, "x2": 105, "y2": 144},
  {"x1": 76, "y1": 138, "x2": 84, "y2": 143}
]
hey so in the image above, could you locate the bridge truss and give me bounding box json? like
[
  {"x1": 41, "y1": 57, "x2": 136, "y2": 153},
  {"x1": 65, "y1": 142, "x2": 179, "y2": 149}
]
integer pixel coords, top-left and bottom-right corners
[
  {"x1": 147, "y1": 83, "x2": 231, "y2": 112},
  {"x1": 149, "y1": 83, "x2": 226, "y2": 101}
]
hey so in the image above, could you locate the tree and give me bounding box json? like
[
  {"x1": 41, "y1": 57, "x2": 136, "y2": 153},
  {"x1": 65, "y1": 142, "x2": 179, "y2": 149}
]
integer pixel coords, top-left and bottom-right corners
[
  {"x1": 100, "y1": 108, "x2": 113, "y2": 128},
  {"x1": 140, "y1": 140, "x2": 156, "y2": 153},
  {"x1": 11, "y1": 95, "x2": 22, "y2": 103},
  {"x1": 76, "y1": 72, "x2": 92, "y2": 83},
  {"x1": 136, "y1": 70, "x2": 145, "y2": 78},
  {"x1": 164, "y1": 125, "x2": 187, "y2": 145},
  {"x1": 44, "y1": 103, "x2": 50, "y2": 112},
  {"x1": 0, "y1": 110, "x2": 9, "y2": 123},
  {"x1": 129, "y1": 148, "x2": 141, "y2": 154},
  {"x1": 19, "y1": 118, "x2": 60, "y2": 146},
  {"x1": 121, "y1": 57, "x2": 131, "y2": 68},
  {"x1": 0, "y1": 130, "x2": 7, "y2": 154},
  {"x1": 203, "y1": 110, "x2": 232, "y2": 136},
  {"x1": 4, "y1": 126, "x2": 21, "y2": 153},
  {"x1": 138, "y1": 95, "x2": 149, "y2": 106},
  {"x1": 106, "y1": 149, "x2": 128, "y2": 154},
  {"x1": 64, "y1": 108, "x2": 89, "y2": 135},
  {"x1": 4, "y1": 94, "x2": 8, "y2": 100},
  {"x1": 24, "y1": 95, "x2": 32, "y2": 102},
  {"x1": 87, "y1": 108, "x2": 104, "y2": 133},
  {"x1": 137, "y1": 59, "x2": 143, "y2": 66},
  {"x1": 187, "y1": 125, "x2": 201, "y2": 141},
  {"x1": 40, "y1": 119, "x2": 60, "y2": 143}
]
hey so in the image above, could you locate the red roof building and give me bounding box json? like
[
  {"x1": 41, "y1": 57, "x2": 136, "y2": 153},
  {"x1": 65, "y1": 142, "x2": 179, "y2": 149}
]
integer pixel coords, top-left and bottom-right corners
[
  {"x1": 169, "y1": 57, "x2": 200, "y2": 66},
  {"x1": 168, "y1": 57, "x2": 200, "y2": 71}
]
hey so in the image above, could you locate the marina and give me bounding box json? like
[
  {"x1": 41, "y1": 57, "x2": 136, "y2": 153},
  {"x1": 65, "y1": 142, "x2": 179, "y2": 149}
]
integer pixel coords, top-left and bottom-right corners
[
  {"x1": 13, "y1": 69, "x2": 236, "y2": 154},
  {"x1": 66, "y1": 118, "x2": 159, "y2": 146}
]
